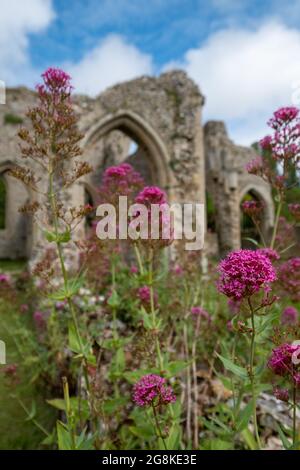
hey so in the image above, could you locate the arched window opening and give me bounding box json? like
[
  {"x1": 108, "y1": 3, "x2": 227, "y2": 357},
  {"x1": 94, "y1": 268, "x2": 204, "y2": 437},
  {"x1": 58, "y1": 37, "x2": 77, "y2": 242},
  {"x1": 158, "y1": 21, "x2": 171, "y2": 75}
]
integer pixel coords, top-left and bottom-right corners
[{"x1": 0, "y1": 175, "x2": 6, "y2": 229}]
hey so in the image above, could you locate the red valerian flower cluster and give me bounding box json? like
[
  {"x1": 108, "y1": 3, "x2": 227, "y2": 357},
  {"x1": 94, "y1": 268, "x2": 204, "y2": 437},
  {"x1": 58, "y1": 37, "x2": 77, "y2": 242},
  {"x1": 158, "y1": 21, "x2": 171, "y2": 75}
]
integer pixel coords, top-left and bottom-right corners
[
  {"x1": 268, "y1": 343, "x2": 300, "y2": 385},
  {"x1": 135, "y1": 186, "x2": 167, "y2": 206},
  {"x1": 134, "y1": 186, "x2": 173, "y2": 248},
  {"x1": 241, "y1": 200, "x2": 264, "y2": 218},
  {"x1": 37, "y1": 67, "x2": 72, "y2": 96},
  {"x1": 217, "y1": 249, "x2": 277, "y2": 301},
  {"x1": 133, "y1": 374, "x2": 176, "y2": 407},
  {"x1": 261, "y1": 106, "x2": 300, "y2": 164},
  {"x1": 99, "y1": 163, "x2": 144, "y2": 204}
]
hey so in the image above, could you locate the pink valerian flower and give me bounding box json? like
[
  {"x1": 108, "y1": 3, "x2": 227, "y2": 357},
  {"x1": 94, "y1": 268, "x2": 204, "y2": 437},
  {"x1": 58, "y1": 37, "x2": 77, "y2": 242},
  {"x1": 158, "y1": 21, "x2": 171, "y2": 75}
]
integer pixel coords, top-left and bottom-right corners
[
  {"x1": 268, "y1": 343, "x2": 300, "y2": 377},
  {"x1": 135, "y1": 186, "x2": 167, "y2": 207},
  {"x1": 273, "y1": 387, "x2": 289, "y2": 402},
  {"x1": 133, "y1": 186, "x2": 173, "y2": 248},
  {"x1": 281, "y1": 306, "x2": 298, "y2": 326},
  {"x1": 99, "y1": 163, "x2": 144, "y2": 204},
  {"x1": 245, "y1": 156, "x2": 264, "y2": 175},
  {"x1": 260, "y1": 135, "x2": 273, "y2": 151},
  {"x1": 137, "y1": 286, "x2": 158, "y2": 307},
  {"x1": 191, "y1": 306, "x2": 211, "y2": 323},
  {"x1": 133, "y1": 374, "x2": 176, "y2": 407},
  {"x1": 130, "y1": 265, "x2": 138, "y2": 274},
  {"x1": 217, "y1": 249, "x2": 277, "y2": 301},
  {"x1": 37, "y1": 67, "x2": 72, "y2": 96},
  {"x1": 241, "y1": 200, "x2": 264, "y2": 218},
  {"x1": 278, "y1": 258, "x2": 300, "y2": 302},
  {"x1": 0, "y1": 273, "x2": 11, "y2": 283},
  {"x1": 288, "y1": 203, "x2": 300, "y2": 222},
  {"x1": 269, "y1": 107, "x2": 299, "y2": 127},
  {"x1": 173, "y1": 264, "x2": 184, "y2": 276},
  {"x1": 257, "y1": 248, "x2": 280, "y2": 262},
  {"x1": 264, "y1": 107, "x2": 300, "y2": 162}
]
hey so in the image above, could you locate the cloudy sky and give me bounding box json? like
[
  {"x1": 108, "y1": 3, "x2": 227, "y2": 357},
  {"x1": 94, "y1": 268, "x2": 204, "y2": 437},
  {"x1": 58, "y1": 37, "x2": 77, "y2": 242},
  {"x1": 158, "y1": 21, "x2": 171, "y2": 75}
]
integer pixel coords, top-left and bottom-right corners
[{"x1": 2, "y1": 0, "x2": 300, "y2": 145}]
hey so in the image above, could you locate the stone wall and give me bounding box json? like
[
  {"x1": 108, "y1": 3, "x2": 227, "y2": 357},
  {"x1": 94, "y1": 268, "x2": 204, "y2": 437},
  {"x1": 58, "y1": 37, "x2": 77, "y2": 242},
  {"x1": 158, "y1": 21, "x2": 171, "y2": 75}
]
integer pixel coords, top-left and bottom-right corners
[{"x1": 0, "y1": 71, "x2": 274, "y2": 261}]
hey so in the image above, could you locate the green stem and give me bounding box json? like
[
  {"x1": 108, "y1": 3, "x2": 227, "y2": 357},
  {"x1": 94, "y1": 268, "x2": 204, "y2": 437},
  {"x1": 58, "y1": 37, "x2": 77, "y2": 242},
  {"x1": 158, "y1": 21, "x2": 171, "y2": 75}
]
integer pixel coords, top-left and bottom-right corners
[
  {"x1": 17, "y1": 398, "x2": 50, "y2": 437},
  {"x1": 151, "y1": 403, "x2": 167, "y2": 450},
  {"x1": 48, "y1": 170, "x2": 91, "y2": 398},
  {"x1": 248, "y1": 297, "x2": 261, "y2": 450},
  {"x1": 270, "y1": 195, "x2": 283, "y2": 249},
  {"x1": 134, "y1": 243, "x2": 144, "y2": 275},
  {"x1": 148, "y1": 248, "x2": 164, "y2": 372}
]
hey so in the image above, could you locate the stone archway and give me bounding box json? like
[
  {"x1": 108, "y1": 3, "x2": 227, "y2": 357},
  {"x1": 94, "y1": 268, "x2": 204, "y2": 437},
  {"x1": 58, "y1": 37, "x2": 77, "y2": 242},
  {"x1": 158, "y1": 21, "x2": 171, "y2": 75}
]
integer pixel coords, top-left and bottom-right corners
[{"x1": 82, "y1": 109, "x2": 172, "y2": 192}]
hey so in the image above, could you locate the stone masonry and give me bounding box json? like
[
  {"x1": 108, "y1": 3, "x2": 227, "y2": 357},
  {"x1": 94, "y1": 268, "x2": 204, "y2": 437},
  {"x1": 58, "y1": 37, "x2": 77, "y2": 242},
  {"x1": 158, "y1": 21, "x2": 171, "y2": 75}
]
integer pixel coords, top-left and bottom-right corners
[{"x1": 0, "y1": 70, "x2": 274, "y2": 260}]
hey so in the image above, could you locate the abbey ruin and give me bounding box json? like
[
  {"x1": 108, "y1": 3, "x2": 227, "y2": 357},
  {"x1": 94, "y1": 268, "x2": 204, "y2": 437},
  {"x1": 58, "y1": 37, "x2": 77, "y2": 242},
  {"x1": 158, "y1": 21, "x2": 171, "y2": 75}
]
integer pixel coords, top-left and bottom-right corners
[{"x1": 0, "y1": 71, "x2": 274, "y2": 261}]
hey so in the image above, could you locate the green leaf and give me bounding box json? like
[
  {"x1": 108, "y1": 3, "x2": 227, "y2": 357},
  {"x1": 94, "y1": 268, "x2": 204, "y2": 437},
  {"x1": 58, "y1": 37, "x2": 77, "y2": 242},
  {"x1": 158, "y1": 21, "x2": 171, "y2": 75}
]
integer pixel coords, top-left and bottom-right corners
[
  {"x1": 47, "y1": 399, "x2": 66, "y2": 411},
  {"x1": 210, "y1": 439, "x2": 233, "y2": 450},
  {"x1": 217, "y1": 353, "x2": 249, "y2": 380},
  {"x1": 242, "y1": 237, "x2": 260, "y2": 247},
  {"x1": 103, "y1": 397, "x2": 128, "y2": 415},
  {"x1": 165, "y1": 423, "x2": 181, "y2": 450},
  {"x1": 56, "y1": 421, "x2": 73, "y2": 450},
  {"x1": 241, "y1": 428, "x2": 257, "y2": 450},
  {"x1": 68, "y1": 322, "x2": 82, "y2": 354},
  {"x1": 276, "y1": 423, "x2": 292, "y2": 450},
  {"x1": 107, "y1": 290, "x2": 120, "y2": 309},
  {"x1": 44, "y1": 229, "x2": 71, "y2": 244},
  {"x1": 166, "y1": 360, "x2": 189, "y2": 377},
  {"x1": 236, "y1": 400, "x2": 254, "y2": 433}
]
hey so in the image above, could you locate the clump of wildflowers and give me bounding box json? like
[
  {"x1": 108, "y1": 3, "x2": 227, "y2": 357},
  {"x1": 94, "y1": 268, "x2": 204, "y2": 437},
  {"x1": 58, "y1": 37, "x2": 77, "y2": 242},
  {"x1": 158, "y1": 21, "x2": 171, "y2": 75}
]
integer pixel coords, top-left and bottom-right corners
[
  {"x1": 133, "y1": 374, "x2": 176, "y2": 407},
  {"x1": 217, "y1": 249, "x2": 277, "y2": 301}
]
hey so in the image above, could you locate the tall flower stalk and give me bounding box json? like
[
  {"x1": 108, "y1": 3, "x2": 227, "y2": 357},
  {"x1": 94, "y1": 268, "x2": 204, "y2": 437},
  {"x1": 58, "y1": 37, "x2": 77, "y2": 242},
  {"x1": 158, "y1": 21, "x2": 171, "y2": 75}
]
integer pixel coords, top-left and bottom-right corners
[{"x1": 11, "y1": 68, "x2": 94, "y2": 424}]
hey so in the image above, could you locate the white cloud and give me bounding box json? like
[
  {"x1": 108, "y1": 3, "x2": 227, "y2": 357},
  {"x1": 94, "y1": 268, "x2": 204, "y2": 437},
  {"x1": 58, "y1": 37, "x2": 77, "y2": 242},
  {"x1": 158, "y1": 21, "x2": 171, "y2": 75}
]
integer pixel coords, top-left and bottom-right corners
[
  {"x1": 0, "y1": 0, "x2": 55, "y2": 85},
  {"x1": 166, "y1": 21, "x2": 300, "y2": 145},
  {"x1": 66, "y1": 35, "x2": 153, "y2": 96}
]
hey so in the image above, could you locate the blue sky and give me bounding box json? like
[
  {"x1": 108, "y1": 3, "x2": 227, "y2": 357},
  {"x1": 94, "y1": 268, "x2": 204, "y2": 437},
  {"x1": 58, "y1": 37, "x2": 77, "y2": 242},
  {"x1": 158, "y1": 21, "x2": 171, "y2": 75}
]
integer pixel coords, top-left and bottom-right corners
[{"x1": 2, "y1": 0, "x2": 300, "y2": 144}]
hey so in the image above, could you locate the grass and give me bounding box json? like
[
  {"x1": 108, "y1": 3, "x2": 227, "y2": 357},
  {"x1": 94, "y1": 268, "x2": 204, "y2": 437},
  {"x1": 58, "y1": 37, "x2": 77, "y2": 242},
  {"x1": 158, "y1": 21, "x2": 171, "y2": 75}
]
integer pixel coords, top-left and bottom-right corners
[
  {"x1": 0, "y1": 275, "x2": 56, "y2": 449},
  {"x1": 0, "y1": 259, "x2": 27, "y2": 272}
]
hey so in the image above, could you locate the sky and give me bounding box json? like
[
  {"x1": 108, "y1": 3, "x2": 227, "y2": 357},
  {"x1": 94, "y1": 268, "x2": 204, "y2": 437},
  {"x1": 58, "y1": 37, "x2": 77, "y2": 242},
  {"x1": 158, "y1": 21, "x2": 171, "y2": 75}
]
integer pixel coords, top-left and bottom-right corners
[{"x1": 2, "y1": 0, "x2": 300, "y2": 145}]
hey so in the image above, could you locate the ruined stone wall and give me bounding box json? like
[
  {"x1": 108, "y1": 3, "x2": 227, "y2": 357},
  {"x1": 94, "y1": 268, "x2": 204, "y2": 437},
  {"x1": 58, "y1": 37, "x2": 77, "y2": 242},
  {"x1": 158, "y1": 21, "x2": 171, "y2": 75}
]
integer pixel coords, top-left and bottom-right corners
[
  {"x1": 204, "y1": 121, "x2": 274, "y2": 257},
  {"x1": 0, "y1": 71, "x2": 274, "y2": 261}
]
